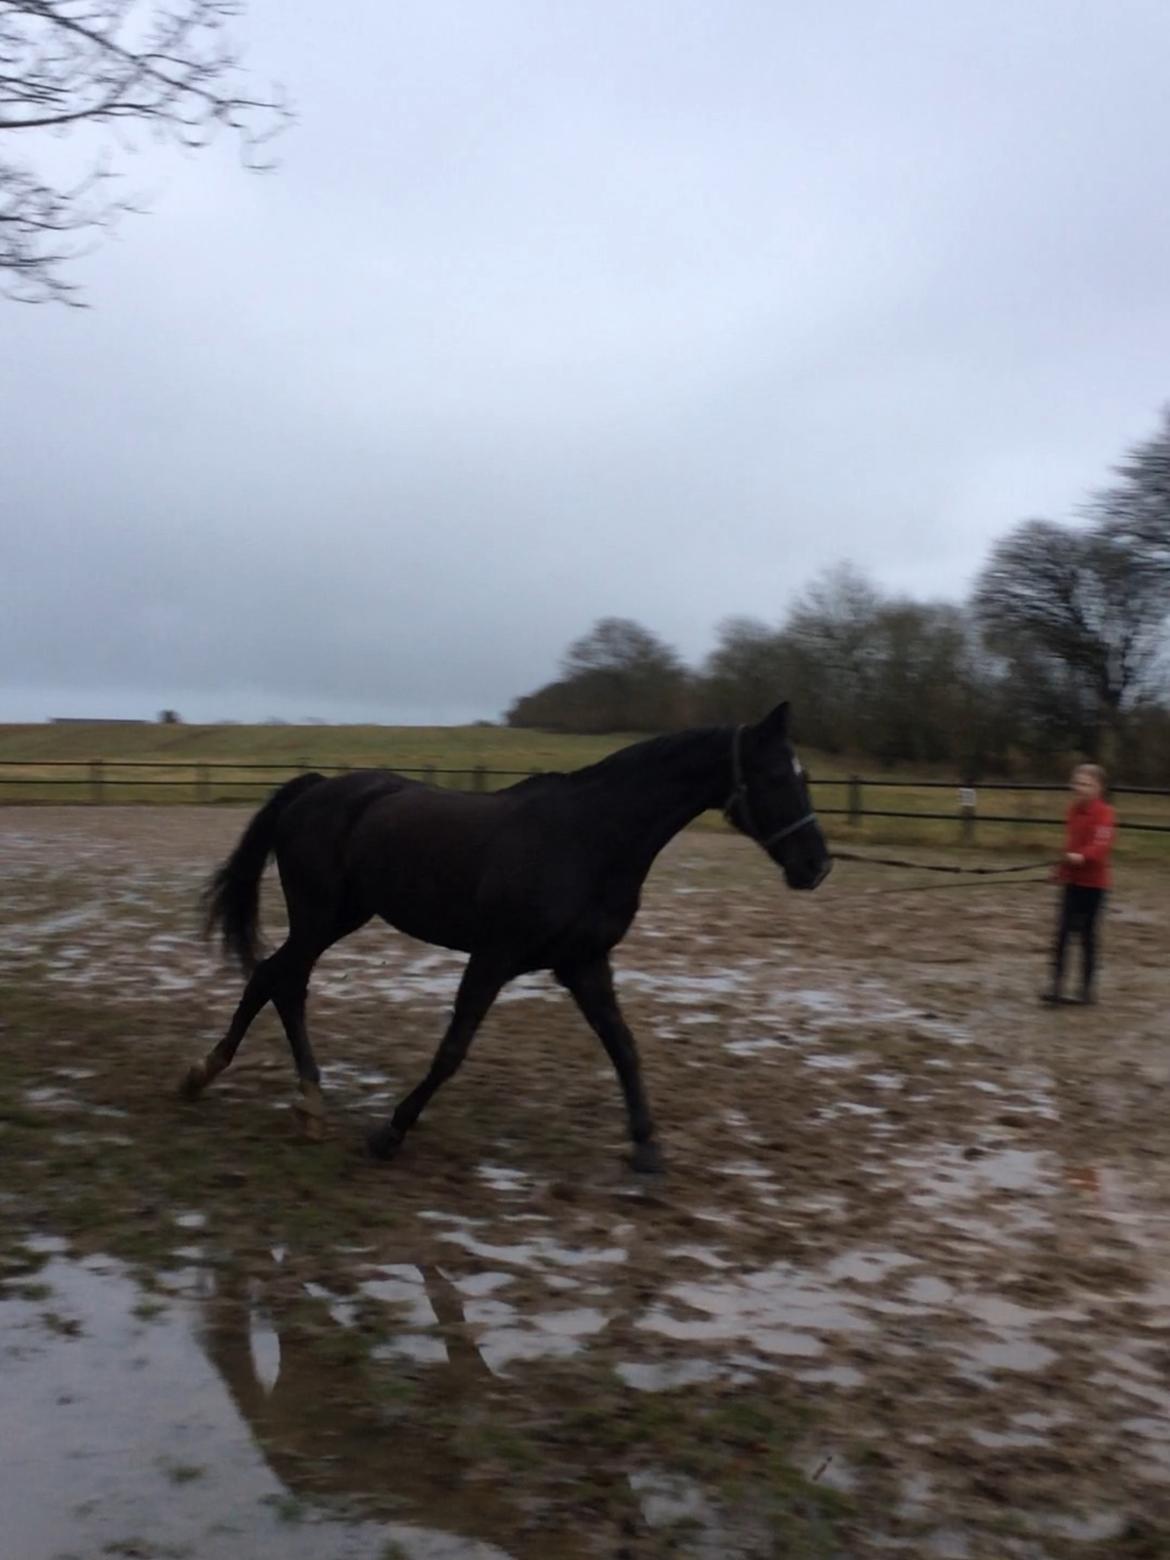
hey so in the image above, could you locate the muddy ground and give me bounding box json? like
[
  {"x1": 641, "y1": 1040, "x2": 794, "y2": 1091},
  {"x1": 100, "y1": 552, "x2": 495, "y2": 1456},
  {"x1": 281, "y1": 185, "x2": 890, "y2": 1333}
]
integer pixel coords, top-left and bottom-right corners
[{"x1": 2, "y1": 807, "x2": 1169, "y2": 1560}]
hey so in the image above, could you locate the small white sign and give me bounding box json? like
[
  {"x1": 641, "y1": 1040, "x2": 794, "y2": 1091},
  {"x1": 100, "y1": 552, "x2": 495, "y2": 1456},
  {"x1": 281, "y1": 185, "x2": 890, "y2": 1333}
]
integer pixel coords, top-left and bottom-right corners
[{"x1": 959, "y1": 787, "x2": 977, "y2": 809}]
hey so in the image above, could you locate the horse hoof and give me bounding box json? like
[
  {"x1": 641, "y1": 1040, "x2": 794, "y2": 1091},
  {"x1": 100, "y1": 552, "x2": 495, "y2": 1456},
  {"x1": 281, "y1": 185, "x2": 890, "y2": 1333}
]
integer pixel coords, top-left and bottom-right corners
[
  {"x1": 367, "y1": 1125, "x2": 404, "y2": 1162},
  {"x1": 629, "y1": 1142, "x2": 663, "y2": 1175},
  {"x1": 178, "y1": 1063, "x2": 207, "y2": 1101}
]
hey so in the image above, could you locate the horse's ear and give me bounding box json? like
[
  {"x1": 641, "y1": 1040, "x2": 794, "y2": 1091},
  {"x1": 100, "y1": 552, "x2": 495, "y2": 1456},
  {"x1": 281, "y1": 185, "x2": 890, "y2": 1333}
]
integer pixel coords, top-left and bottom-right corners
[{"x1": 757, "y1": 701, "x2": 790, "y2": 740}]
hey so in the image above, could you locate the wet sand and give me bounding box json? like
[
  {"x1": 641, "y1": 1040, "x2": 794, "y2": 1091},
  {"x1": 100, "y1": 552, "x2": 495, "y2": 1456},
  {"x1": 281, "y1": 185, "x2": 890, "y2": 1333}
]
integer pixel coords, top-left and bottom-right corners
[{"x1": 2, "y1": 808, "x2": 1169, "y2": 1558}]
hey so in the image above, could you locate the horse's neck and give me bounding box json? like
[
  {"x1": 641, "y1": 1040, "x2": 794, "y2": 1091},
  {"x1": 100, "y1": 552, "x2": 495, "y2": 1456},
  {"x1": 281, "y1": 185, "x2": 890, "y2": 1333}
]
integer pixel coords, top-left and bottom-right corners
[{"x1": 590, "y1": 729, "x2": 733, "y2": 870}]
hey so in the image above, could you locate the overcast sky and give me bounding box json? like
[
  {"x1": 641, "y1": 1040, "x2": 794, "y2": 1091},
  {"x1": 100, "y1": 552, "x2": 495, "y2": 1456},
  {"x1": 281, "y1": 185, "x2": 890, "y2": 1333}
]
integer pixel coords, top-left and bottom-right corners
[{"x1": 3, "y1": 0, "x2": 1169, "y2": 724}]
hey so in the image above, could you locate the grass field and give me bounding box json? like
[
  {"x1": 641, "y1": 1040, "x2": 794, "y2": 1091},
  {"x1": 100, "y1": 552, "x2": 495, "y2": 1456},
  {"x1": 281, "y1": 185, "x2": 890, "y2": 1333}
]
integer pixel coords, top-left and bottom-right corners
[{"x1": 1, "y1": 720, "x2": 1167, "y2": 859}]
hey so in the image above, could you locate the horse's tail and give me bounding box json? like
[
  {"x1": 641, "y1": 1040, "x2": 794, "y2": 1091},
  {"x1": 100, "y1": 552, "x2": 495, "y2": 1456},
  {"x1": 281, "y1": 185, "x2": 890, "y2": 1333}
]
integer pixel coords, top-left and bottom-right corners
[{"x1": 202, "y1": 772, "x2": 327, "y2": 973}]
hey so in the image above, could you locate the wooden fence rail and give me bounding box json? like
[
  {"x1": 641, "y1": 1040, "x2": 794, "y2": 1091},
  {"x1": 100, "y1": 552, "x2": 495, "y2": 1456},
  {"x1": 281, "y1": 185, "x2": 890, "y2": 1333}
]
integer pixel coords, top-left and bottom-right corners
[{"x1": 1, "y1": 760, "x2": 1167, "y2": 836}]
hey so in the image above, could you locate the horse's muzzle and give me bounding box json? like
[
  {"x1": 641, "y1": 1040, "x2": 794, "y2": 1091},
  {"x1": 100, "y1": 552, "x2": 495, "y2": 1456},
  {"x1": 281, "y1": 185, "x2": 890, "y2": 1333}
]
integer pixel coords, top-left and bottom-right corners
[{"x1": 792, "y1": 854, "x2": 836, "y2": 892}]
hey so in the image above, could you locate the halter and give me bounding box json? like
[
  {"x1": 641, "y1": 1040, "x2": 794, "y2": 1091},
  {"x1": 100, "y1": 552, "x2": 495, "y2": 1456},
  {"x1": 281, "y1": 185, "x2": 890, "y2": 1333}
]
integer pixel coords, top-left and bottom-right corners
[{"x1": 723, "y1": 724, "x2": 819, "y2": 853}]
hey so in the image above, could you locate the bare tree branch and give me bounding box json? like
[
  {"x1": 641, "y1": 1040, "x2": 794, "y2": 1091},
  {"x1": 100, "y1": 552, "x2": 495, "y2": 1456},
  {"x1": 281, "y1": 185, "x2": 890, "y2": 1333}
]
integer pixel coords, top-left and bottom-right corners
[
  {"x1": 1092, "y1": 405, "x2": 1170, "y2": 577},
  {"x1": 0, "y1": 0, "x2": 288, "y2": 301},
  {"x1": 973, "y1": 517, "x2": 1167, "y2": 756}
]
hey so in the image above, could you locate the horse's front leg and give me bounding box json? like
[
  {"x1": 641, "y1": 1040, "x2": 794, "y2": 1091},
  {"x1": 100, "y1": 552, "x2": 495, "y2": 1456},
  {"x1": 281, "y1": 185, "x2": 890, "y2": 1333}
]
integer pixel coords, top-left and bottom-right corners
[
  {"x1": 557, "y1": 955, "x2": 661, "y2": 1173},
  {"x1": 367, "y1": 952, "x2": 507, "y2": 1161}
]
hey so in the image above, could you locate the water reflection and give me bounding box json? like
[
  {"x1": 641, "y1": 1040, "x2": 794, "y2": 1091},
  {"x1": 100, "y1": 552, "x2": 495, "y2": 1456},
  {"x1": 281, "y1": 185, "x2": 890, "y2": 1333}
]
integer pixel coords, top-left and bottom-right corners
[
  {"x1": 198, "y1": 1255, "x2": 582, "y2": 1558},
  {"x1": 0, "y1": 1247, "x2": 590, "y2": 1560}
]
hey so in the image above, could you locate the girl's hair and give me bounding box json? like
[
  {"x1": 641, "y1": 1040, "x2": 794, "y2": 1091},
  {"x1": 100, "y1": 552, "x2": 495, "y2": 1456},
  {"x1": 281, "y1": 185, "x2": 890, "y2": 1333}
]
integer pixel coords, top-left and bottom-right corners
[{"x1": 1074, "y1": 762, "x2": 1107, "y2": 790}]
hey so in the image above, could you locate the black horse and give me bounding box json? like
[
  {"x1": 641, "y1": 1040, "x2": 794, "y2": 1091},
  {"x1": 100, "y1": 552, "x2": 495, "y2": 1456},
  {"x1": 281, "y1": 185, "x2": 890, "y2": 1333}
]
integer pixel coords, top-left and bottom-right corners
[{"x1": 183, "y1": 702, "x2": 830, "y2": 1170}]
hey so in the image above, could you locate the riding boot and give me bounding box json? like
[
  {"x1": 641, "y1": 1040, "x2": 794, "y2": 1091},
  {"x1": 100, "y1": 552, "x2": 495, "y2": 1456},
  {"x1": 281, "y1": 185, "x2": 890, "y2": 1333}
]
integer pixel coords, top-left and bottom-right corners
[{"x1": 1040, "y1": 964, "x2": 1065, "y2": 1005}]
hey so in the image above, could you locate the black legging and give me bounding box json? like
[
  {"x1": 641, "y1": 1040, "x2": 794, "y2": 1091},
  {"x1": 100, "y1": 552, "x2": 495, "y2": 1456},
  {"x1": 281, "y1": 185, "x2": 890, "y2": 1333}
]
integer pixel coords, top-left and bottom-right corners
[{"x1": 1053, "y1": 885, "x2": 1106, "y2": 996}]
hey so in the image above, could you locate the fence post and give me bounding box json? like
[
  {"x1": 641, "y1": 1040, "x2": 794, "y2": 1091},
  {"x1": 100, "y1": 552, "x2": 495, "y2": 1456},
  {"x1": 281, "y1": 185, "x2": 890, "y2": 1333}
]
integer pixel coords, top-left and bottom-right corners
[
  {"x1": 424, "y1": 764, "x2": 436, "y2": 788},
  {"x1": 959, "y1": 777, "x2": 977, "y2": 844},
  {"x1": 196, "y1": 763, "x2": 211, "y2": 805},
  {"x1": 473, "y1": 765, "x2": 486, "y2": 792},
  {"x1": 849, "y1": 774, "x2": 863, "y2": 826},
  {"x1": 89, "y1": 759, "x2": 104, "y2": 804},
  {"x1": 1015, "y1": 783, "x2": 1030, "y2": 843}
]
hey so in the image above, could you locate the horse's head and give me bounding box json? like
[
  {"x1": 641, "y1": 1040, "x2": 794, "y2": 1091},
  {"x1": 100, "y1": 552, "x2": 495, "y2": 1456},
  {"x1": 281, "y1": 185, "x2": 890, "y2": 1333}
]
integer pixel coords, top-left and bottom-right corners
[{"x1": 724, "y1": 702, "x2": 831, "y2": 890}]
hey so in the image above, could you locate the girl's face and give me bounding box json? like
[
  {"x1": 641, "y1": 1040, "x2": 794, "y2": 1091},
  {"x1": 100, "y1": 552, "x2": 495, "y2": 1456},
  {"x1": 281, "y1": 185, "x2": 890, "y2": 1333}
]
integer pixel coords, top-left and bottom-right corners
[{"x1": 1071, "y1": 768, "x2": 1102, "y2": 802}]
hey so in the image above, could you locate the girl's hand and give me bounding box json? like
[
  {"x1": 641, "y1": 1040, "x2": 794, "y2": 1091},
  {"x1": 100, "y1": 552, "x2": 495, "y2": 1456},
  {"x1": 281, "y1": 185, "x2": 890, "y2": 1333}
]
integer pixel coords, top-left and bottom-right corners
[{"x1": 1065, "y1": 852, "x2": 1084, "y2": 866}]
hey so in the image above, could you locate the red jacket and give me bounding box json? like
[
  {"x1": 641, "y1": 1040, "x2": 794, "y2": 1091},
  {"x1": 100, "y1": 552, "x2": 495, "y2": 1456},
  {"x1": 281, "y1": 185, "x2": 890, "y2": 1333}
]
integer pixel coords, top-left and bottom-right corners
[{"x1": 1058, "y1": 798, "x2": 1115, "y2": 889}]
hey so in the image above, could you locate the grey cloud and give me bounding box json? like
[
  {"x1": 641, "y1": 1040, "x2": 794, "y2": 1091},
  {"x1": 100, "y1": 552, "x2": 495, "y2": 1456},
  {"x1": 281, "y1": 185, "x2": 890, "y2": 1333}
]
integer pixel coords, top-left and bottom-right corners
[{"x1": 3, "y1": 0, "x2": 1169, "y2": 721}]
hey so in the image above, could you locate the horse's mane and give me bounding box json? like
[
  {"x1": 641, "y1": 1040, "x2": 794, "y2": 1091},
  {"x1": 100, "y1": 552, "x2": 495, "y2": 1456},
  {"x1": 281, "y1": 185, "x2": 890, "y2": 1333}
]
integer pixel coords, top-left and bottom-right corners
[{"x1": 567, "y1": 727, "x2": 729, "y2": 787}]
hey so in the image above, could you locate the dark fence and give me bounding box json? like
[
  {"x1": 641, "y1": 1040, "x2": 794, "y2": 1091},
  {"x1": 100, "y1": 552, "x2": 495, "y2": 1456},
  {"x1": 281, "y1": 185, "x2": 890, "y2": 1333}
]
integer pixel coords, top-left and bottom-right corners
[
  {"x1": 0, "y1": 759, "x2": 516, "y2": 806},
  {"x1": 815, "y1": 776, "x2": 1170, "y2": 837},
  {"x1": 1, "y1": 759, "x2": 1168, "y2": 837}
]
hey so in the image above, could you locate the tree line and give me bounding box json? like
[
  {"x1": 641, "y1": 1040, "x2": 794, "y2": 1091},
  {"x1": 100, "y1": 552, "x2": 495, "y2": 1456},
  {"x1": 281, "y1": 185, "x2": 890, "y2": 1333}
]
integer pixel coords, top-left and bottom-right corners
[{"x1": 507, "y1": 410, "x2": 1170, "y2": 783}]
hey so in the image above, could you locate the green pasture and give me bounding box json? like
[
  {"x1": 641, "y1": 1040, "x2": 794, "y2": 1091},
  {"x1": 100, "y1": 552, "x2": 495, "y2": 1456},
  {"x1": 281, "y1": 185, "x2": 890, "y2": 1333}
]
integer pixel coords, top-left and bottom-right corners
[{"x1": 1, "y1": 721, "x2": 1167, "y2": 860}]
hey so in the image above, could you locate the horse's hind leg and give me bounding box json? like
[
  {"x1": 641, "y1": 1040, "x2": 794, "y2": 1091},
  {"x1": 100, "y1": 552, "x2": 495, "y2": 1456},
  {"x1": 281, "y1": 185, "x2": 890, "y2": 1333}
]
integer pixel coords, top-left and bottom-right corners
[
  {"x1": 180, "y1": 943, "x2": 295, "y2": 1100},
  {"x1": 270, "y1": 956, "x2": 327, "y2": 1139},
  {"x1": 270, "y1": 897, "x2": 372, "y2": 1137},
  {"x1": 180, "y1": 939, "x2": 325, "y2": 1134}
]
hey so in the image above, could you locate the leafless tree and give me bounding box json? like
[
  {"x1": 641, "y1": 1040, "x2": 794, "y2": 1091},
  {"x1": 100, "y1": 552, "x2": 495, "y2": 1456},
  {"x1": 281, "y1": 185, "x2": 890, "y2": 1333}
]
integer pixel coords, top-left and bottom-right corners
[
  {"x1": 0, "y1": 1, "x2": 287, "y2": 302},
  {"x1": 700, "y1": 615, "x2": 792, "y2": 726},
  {"x1": 508, "y1": 617, "x2": 691, "y2": 733},
  {"x1": 973, "y1": 519, "x2": 1167, "y2": 758},
  {"x1": 1093, "y1": 405, "x2": 1170, "y2": 579}
]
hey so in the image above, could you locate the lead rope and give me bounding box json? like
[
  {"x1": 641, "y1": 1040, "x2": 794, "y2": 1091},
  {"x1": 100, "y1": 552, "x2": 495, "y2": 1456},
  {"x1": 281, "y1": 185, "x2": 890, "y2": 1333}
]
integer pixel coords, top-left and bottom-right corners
[
  {"x1": 830, "y1": 848, "x2": 1044, "y2": 876},
  {"x1": 829, "y1": 847, "x2": 1051, "y2": 896}
]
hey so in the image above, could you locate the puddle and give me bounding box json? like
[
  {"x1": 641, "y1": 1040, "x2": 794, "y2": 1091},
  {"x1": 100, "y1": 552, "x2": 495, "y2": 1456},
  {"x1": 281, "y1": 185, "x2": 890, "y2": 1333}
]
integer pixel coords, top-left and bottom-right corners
[
  {"x1": 374, "y1": 1333, "x2": 451, "y2": 1365},
  {"x1": 639, "y1": 1253, "x2": 884, "y2": 1357},
  {"x1": 464, "y1": 1294, "x2": 610, "y2": 1373},
  {"x1": 476, "y1": 1164, "x2": 532, "y2": 1196},
  {"x1": 1024, "y1": 1510, "x2": 1128, "y2": 1542},
  {"x1": 961, "y1": 1337, "x2": 1059, "y2": 1374},
  {"x1": 798, "y1": 1450, "x2": 857, "y2": 1493},
  {"x1": 360, "y1": 1268, "x2": 441, "y2": 1328},
  {"x1": 893, "y1": 1144, "x2": 1060, "y2": 1226},
  {"x1": 23, "y1": 1086, "x2": 79, "y2": 1109},
  {"x1": 718, "y1": 1159, "x2": 775, "y2": 1182},
  {"x1": 666, "y1": 1245, "x2": 732, "y2": 1271},
  {"x1": 631, "y1": 1468, "x2": 711, "y2": 1527},
  {"x1": 616, "y1": 1358, "x2": 722, "y2": 1391},
  {"x1": 435, "y1": 1223, "x2": 627, "y2": 1273},
  {"x1": 903, "y1": 1275, "x2": 953, "y2": 1305},
  {"x1": 0, "y1": 1254, "x2": 585, "y2": 1560},
  {"x1": 628, "y1": 1467, "x2": 774, "y2": 1557},
  {"x1": 797, "y1": 1364, "x2": 866, "y2": 1389},
  {"x1": 452, "y1": 1270, "x2": 514, "y2": 1298},
  {"x1": 724, "y1": 1035, "x2": 785, "y2": 1056},
  {"x1": 924, "y1": 1529, "x2": 972, "y2": 1559}
]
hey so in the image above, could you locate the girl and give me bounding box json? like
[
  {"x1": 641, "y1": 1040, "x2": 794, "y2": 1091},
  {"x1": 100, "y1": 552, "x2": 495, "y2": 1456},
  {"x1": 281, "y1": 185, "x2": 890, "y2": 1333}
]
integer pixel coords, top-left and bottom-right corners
[{"x1": 1041, "y1": 763, "x2": 1115, "y2": 1006}]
